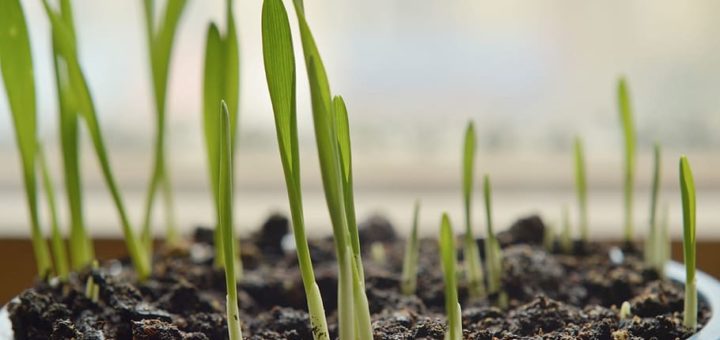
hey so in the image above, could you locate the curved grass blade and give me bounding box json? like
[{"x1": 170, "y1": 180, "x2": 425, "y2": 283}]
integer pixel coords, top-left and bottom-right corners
[
  {"x1": 439, "y1": 213, "x2": 462, "y2": 340},
  {"x1": 38, "y1": 142, "x2": 69, "y2": 281},
  {"x1": 618, "y1": 77, "x2": 636, "y2": 243},
  {"x1": 0, "y1": 0, "x2": 53, "y2": 277},
  {"x1": 679, "y1": 156, "x2": 697, "y2": 330},
  {"x1": 463, "y1": 121, "x2": 485, "y2": 299},
  {"x1": 261, "y1": 0, "x2": 329, "y2": 337}
]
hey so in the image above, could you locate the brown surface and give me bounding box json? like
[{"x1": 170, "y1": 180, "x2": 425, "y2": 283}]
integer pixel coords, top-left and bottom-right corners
[{"x1": 0, "y1": 238, "x2": 718, "y2": 306}]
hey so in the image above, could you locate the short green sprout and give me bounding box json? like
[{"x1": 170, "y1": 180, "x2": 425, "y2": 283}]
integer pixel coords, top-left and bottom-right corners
[
  {"x1": 620, "y1": 301, "x2": 632, "y2": 319},
  {"x1": 617, "y1": 77, "x2": 636, "y2": 244},
  {"x1": 261, "y1": 0, "x2": 329, "y2": 336},
  {"x1": 41, "y1": 0, "x2": 150, "y2": 280},
  {"x1": 218, "y1": 102, "x2": 243, "y2": 340},
  {"x1": 292, "y1": 2, "x2": 372, "y2": 338},
  {"x1": 139, "y1": 0, "x2": 188, "y2": 253},
  {"x1": 203, "y1": 0, "x2": 242, "y2": 274},
  {"x1": 463, "y1": 121, "x2": 486, "y2": 299},
  {"x1": 0, "y1": 0, "x2": 53, "y2": 278},
  {"x1": 645, "y1": 144, "x2": 666, "y2": 275},
  {"x1": 401, "y1": 200, "x2": 421, "y2": 295},
  {"x1": 561, "y1": 205, "x2": 572, "y2": 254},
  {"x1": 439, "y1": 213, "x2": 462, "y2": 340},
  {"x1": 84, "y1": 260, "x2": 99, "y2": 303},
  {"x1": 483, "y1": 175, "x2": 505, "y2": 307},
  {"x1": 38, "y1": 143, "x2": 70, "y2": 281},
  {"x1": 679, "y1": 155, "x2": 697, "y2": 331},
  {"x1": 573, "y1": 136, "x2": 588, "y2": 242}
]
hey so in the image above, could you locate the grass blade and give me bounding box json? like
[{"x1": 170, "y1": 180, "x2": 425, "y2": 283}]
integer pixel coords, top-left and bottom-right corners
[
  {"x1": 463, "y1": 121, "x2": 485, "y2": 299},
  {"x1": 646, "y1": 144, "x2": 663, "y2": 273},
  {"x1": 574, "y1": 136, "x2": 588, "y2": 242},
  {"x1": 439, "y1": 213, "x2": 461, "y2": 340},
  {"x1": 261, "y1": 0, "x2": 329, "y2": 337},
  {"x1": 679, "y1": 156, "x2": 697, "y2": 330},
  {"x1": 483, "y1": 175, "x2": 503, "y2": 304},
  {"x1": 38, "y1": 142, "x2": 69, "y2": 281},
  {"x1": 618, "y1": 77, "x2": 636, "y2": 243},
  {"x1": 401, "y1": 200, "x2": 421, "y2": 295},
  {"x1": 0, "y1": 0, "x2": 53, "y2": 277}
]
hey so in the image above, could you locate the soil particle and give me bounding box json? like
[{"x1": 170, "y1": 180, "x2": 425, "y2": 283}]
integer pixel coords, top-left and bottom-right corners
[
  {"x1": 254, "y1": 213, "x2": 289, "y2": 256},
  {"x1": 358, "y1": 215, "x2": 397, "y2": 247},
  {"x1": 497, "y1": 214, "x2": 545, "y2": 246}
]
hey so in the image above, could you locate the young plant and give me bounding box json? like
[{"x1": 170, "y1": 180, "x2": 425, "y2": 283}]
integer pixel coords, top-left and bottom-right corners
[
  {"x1": 561, "y1": 205, "x2": 572, "y2": 254},
  {"x1": 543, "y1": 221, "x2": 555, "y2": 252},
  {"x1": 292, "y1": 2, "x2": 372, "y2": 338},
  {"x1": 41, "y1": 0, "x2": 150, "y2": 280},
  {"x1": 140, "y1": 0, "x2": 188, "y2": 252},
  {"x1": 439, "y1": 213, "x2": 462, "y2": 340},
  {"x1": 401, "y1": 200, "x2": 421, "y2": 295},
  {"x1": 620, "y1": 301, "x2": 632, "y2": 319},
  {"x1": 679, "y1": 155, "x2": 697, "y2": 331},
  {"x1": 645, "y1": 144, "x2": 666, "y2": 275},
  {"x1": 261, "y1": 0, "x2": 329, "y2": 337},
  {"x1": 0, "y1": 0, "x2": 53, "y2": 278},
  {"x1": 483, "y1": 175, "x2": 505, "y2": 307},
  {"x1": 203, "y1": 0, "x2": 241, "y2": 272},
  {"x1": 574, "y1": 136, "x2": 588, "y2": 243},
  {"x1": 463, "y1": 121, "x2": 486, "y2": 299},
  {"x1": 38, "y1": 143, "x2": 70, "y2": 281},
  {"x1": 617, "y1": 77, "x2": 636, "y2": 244},
  {"x1": 49, "y1": 0, "x2": 94, "y2": 270},
  {"x1": 218, "y1": 102, "x2": 243, "y2": 340}
]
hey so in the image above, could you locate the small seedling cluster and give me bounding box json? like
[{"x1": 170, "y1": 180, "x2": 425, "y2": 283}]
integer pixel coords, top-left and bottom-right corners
[{"x1": 0, "y1": 0, "x2": 705, "y2": 338}]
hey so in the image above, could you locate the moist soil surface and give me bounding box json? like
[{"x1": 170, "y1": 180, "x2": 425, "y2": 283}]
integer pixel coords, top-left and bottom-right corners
[{"x1": 6, "y1": 214, "x2": 710, "y2": 339}]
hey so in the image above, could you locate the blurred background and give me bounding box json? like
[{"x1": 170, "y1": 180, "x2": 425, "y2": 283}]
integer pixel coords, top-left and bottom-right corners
[{"x1": 1, "y1": 1, "x2": 720, "y2": 297}]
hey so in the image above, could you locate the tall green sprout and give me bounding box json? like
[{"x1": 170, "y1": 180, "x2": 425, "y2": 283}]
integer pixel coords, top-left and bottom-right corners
[
  {"x1": 463, "y1": 121, "x2": 486, "y2": 299},
  {"x1": 203, "y1": 0, "x2": 241, "y2": 272},
  {"x1": 49, "y1": 0, "x2": 94, "y2": 270},
  {"x1": 38, "y1": 143, "x2": 70, "y2": 281},
  {"x1": 0, "y1": 0, "x2": 53, "y2": 277},
  {"x1": 645, "y1": 144, "x2": 666, "y2": 275},
  {"x1": 218, "y1": 102, "x2": 243, "y2": 340},
  {"x1": 401, "y1": 200, "x2": 421, "y2": 295},
  {"x1": 679, "y1": 156, "x2": 697, "y2": 331},
  {"x1": 439, "y1": 213, "x2": 462, "y2": 340},
  {"x1": 618, "y1": 77, "x2": 636, "y2": 243},
  {"x1": 261, "y1": 0, "x2": 329, "y2": 337},
  {"x1": 41, "y1": 0, "x2": 150, "y2": 280},
  {"x1": 574, "y1": 136, "x2": 588, "y2": 242},
  {"x1": 483, "y1": 175, "x2": 504, "y2": 307},
  {"x1": 292, "y1": 2, "x2": 372, "y2": 338},
  {"x1": 140, "y1": 0, "x2": 188, "y2": 253}
]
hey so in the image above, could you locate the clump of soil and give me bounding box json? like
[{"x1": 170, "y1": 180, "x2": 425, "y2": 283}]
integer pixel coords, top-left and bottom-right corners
[{"x1": 5, "y1": 215, "x2": 710, "y2": 339}]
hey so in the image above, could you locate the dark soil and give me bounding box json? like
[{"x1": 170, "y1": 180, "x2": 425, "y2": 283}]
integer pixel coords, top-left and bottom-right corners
[{"x1": 6, "y1": 215, "x2": 710, "y2": 339}]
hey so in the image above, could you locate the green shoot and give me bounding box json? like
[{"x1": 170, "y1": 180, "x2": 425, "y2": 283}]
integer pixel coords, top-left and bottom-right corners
[
  {"x1": 439, "y1": 213, "x2": 462, "y2": 340},
  {"x1": 41, "y1": 0, "x2": 150, "y2": 280},
  {"x1": 620, "y1": 301, "x2": 632, "y2": 319},
  {"x1": 49, "y1": 0, "x2": 94, "y2": 269},
  {"x1": 617, "y1": 77, "x2": 636, "y2": 243},
  {"x1": 203, "y1": 0, "x2": 241, "y2": 272},
  {"x1": 38, "y1": 143, "x2": 69, "y2": 281},
  {"x1": 84, "y1": 260, "x2": 99, "y2": 303},
  {"x1": 261, "y1": 0, "x2": 329, "y2": 337},
  {"x1": 401, "y1": 199, "x2": 421, "y2": 295},
  {"x1": 561, "y1": 205, "x2": 572, "y2": 254},
  {"x1": 573, "y1": 136, "x2": 588, "y2": 242},
  {"x1": 645, "y1": 144, "x2": 664, "y2": 274},
  {"x1": 140, "y1": 0, "x2": 188, "y2": 253},
  {"x1": 679, "y1": 156, "x2": 697, "y2": 331},
  {"x1": 543, "y1": 223, "x2": 555, "y2": 252},
  {"x1": 483, "y1": 175, "x2": 504, "y2": 307},
  {"x1": 292, "y1": 2, "x2": 372, "y2": 338},
  {"x1": 659, "y1": 203, "x2": 671, "y2": 274},
  {"x1": 463, "y1": 121, "x2": 486, "y2": 299},
  {"x1": 218, "y1": 102, "x2": 243, "y2": 340},
  {"x1": 0, "y1": 0, "x2": 53, "y2": 278}
]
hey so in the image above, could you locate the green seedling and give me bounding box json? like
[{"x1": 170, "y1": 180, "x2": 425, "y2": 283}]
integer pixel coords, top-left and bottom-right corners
[
  {"x1": 439, "y1": 213, "x2": 462, "y2": 340},
  {"x1": 0, "y1": 0, "x2": 53, "y2": 278},
  {"x1": 41, "y1": 0, "x2": 150, "y2": 280},
  {"x1": 645, "y1": 144, "x2": 666, "y2": 275},
  {"x1": 463, "y1": 121, "x2": 486, "y2": 299},
  {"x1": 218, "y1": 102, "x2": 243, "y2": 340},
  {"x1": 401, "y1": 200, "x2": 421, "y2": 295},
  {"x1": 261, "y1": 0, "x2": 329, "y2": 337},
  {"x1": 620, "y1": 301, "x2": 632, "y2": 319},
  {"x1": 38, "y1": 143, "x2": 70, "y2": 281},
  {"x1": 203, "y1": 0, "x2": 241, "y2": 272},
  {"x1": 483, "y1": 175, "x2": 505, "y2": 307},
  {"x1": 574, "y1": 136, "x2": 588, "y2": 242},
  {"x1": 617, "y1": 77, "x2": 636, "y2": 244},
  {"x1": 84, "y1": 260, "x2": 99, "y2": 303},
  {"x1": 140, "y1": 0, "x2": 188, "y2": 254},
  {"x1": 561, "y1": 205, "x2": 572, "y2": 254},
  {"x1": 679, "y1": 156, "x2": 697, "y2": 331},
  {"x1": 292, "y1": 2, "x2": 372, "y2": 338},
  {"x1": 543, "y1": 222, "x2": 555, "y2": 252}
]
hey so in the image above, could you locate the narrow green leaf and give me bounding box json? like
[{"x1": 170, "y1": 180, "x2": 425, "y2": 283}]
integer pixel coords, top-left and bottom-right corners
[
  {"x1": 573, "y1": 136, "x2": 588, "y2": 242},
  {"x1": 646, "y1": 143, "x2": 662, "y2": 271},
  {"x1": 561, "y1": 204, "x2": 572, "y2": 254},
  {"x1": 483, "y1": 175, "x2": 503, "y2": 299},
  {"x1": 401, "y1": 200, "x2": 421, "y2": 295},
  {"x1": 203, "y1": 23, "x2": 224, "y2": 209},
  {"x1": 439, "y1": 213, "x2": 461, "y2": 340},
  {"x1": 38, "y1": 142, "x2": 69, "y2": 281},
  {"x1": 679, "y1": 156, "x2": 697, "y2": 330},
  {"x1": 618, "y1": 77, "x2": 636, "y2": 243},
  {"x1": 463, "y1": 121, "x2": 476, "y2": 235},
  {"x1": 0, "y1": 0, "x2": 52, "y2": 277}
]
